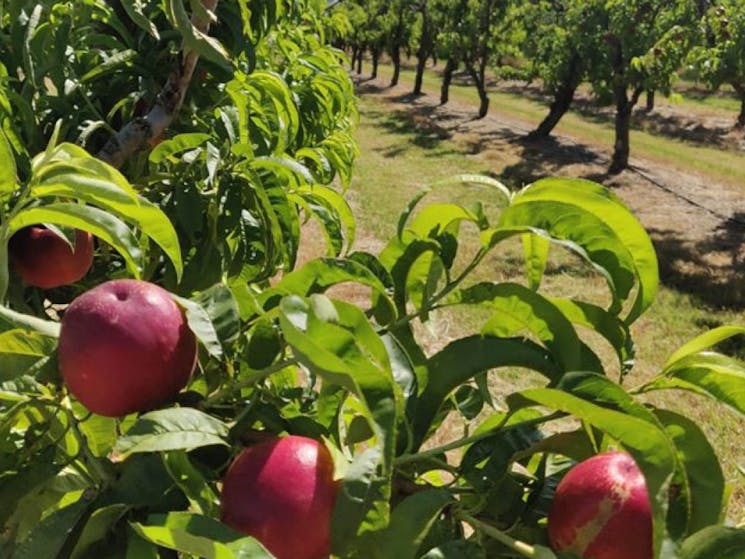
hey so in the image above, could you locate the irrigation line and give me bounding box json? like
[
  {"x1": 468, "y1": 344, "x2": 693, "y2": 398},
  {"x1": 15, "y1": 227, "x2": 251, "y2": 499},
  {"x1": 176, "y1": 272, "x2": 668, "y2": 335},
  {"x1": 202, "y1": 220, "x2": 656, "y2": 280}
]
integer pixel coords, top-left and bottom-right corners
[{"x1": 628, "y1": 164, "x2": 745, "y2": 227}]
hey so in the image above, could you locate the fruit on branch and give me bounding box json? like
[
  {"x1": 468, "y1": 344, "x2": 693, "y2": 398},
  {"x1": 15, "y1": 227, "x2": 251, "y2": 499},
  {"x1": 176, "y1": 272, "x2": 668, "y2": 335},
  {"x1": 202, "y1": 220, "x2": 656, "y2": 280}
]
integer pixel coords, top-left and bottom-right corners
[
  {"x1": 58, "y1": 279, "x2": 197, "y2": 417},
  {"x1": 547, "y1": 451, "x2": 652, "y2": 559},
  {"x1": 221, "y1": 435, "x2": 339, "y2": 559},
  {"x1": 9, "y1": 226, "x2": 94, "y2": 289}
]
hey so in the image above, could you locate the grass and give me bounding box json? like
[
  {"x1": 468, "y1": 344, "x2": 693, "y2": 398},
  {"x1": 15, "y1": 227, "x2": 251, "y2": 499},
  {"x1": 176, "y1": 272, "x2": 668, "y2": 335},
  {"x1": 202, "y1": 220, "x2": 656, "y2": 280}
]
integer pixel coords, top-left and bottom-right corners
[
  {"x1": 369, "y1": 64, "x2": 745, "y2": 191},
  {"x1": 346, "y1": 92, "x2": 745, "y2": 519}
]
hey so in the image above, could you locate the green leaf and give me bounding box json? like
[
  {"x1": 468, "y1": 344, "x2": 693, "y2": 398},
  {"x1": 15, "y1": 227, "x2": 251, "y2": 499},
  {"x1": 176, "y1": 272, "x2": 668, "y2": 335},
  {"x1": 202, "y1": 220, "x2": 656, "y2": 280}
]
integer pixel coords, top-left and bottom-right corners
[
  {"x1": 120, "y1": 0, "x2": 160, "y2": 39},
  {"x1": 0, "y1": 450, "x2": 60, "y2": 527},
  {"x1": 331, "y1": 447, "x2": 388, "y2": 556},
  {"x1": 297, "y1": 184, "x2": 356, "y2": 252},
  {"x1": 412, "y1": 335, "x2": 560, "y2": 450},
  {"x1": 642, "y1": 352, "x2": 745, "y2": 418},
  {"x1": 432, "y1": 174, "x2": 511, "y2": 208},
  {"x1": 374, "y1": 489, "x2": 455, "y2": 559},
  {"x1": 378, "y1": 237, "x2": 442, "y2": 314},
  {"x1": 267, "y1": 257, "x2": 395, "y2": 318},
  {"x1": 655, "y1": 409, "x2": 725, "y2": 535},
  {"x1": 454, "y1": 282, "x2": 583, "y2": 372},
  {"x1": 522, "y1": 232, "x2": 550, "y2": 290},
  {"x1": 174, "y1": 295, "x2": 223, "y2": 358},
  {"x1": 279, "y1": 295, "x2": 401, "y2": 545},
  {"x1": 680, "y1": 525, "x2": 745, "y2": 559},
  {"x1": 193, "y1": 284, "x2": 241, "y2": 344},
  {"x1": 131, "y1": 512, "x2": 272, "y2": 558},
  {"x1": 8, "y1": 203, "x2": 143, "y2": 278},
  {"x1": 78, "y1": 412, "x2": 118, "y2": 458},
  {"x1": 0, "y1": 130, "x2": 17, "y2": 199},
  {"x1": 112, "y1": 408, "x2": 229, "y2": 460},
  {"x1": 664, "y1": 326, "x2": 745, "y2": 369},
  {"x1": 548, "y1": 298, "x2": 633, "y2": 371},
  {"x1": 126, "y1": 530, "x2": 159, "y2": 559},
  {"x1": 11, "y1": 493, "x2": 93, "y2": 559},
  {"x1": 163, "y1": 451, "x2": 220, "y2": 516},
  {"x1": 149, "y1": 133, "x2": 212, "y2": 164},
  {"x1": 0, "y1": 306, "x2": 61, "y2": 338},
  {"x1": 70, "y1": 504, "x2": 130, "y2": 559},
  {"x1": 405, "y1": 203, "x2": 480, "y2": 238},
  {"x1": 487, "y1": 178, "x2": 658, "y2": 324},
  {"x1": 0, "y1": 329, "x2": 57, "y2": 381},
  {"x1": 0, "y1": 329, "x2": 55, "y2": 356},
  {"x1": 165, "y1": 0, "x2": 231, "y2": 68},
  {"x1": 80, "y1": 49, "x2": 138, "y2": 82},
  {"x1": 29, "y1": 157, "x2": 183, "y2": 280}
]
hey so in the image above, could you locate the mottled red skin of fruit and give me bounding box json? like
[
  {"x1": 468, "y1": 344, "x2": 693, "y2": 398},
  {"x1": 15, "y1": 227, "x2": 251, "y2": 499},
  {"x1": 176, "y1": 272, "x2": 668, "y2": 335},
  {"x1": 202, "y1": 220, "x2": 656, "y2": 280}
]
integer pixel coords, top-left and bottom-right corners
[
  {"x1": 221, "y1": 435, "x2": 339, "y2": 559},
  {"x1": 59, "y1": 279, "x2": 197, "y2": 417},
  {"x1": 548, "y1": 451, "x2": 652, "y2": 559},
  {"x1": 9, "y1": 226, "x2": 94, "y2": 289}
]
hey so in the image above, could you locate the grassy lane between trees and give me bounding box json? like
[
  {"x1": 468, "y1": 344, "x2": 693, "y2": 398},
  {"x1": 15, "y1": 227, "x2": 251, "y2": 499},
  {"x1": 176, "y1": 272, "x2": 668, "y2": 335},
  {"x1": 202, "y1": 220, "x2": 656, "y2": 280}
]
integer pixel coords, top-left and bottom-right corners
[
  {"x1": 370, "y1": 63, "x2": 745, "y2": 191},
  {"x1": 341, "y1": 92, "x2": 745, "y2": 519}
]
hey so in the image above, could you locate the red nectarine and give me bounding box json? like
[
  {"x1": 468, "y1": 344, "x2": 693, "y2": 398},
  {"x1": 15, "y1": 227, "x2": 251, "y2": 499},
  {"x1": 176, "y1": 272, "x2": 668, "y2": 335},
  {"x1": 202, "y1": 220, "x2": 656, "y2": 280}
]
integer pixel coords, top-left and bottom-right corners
[
  {"x1": 58, "y1": 279, "x2": 197, "y2": 417},
  {"x1": 221, "y1": 435, "x2": 339, "y2": 559},
  {"x1": 9, "y1": 226, "x2": 94, "y2": 288},
  {"x1": 548, "y1": 451, "x2": 652, "y2": 559}
]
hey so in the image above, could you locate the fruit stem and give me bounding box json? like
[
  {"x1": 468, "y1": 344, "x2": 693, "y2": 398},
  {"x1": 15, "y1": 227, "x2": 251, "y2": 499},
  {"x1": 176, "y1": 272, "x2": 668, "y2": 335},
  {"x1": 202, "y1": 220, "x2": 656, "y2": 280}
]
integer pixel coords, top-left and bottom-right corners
[
  {"x1": 395, "y1": 411, "x2": 564, "y2": 466},
  {"x1": 383, "y1": 247, "x2": 489, "y2": 331},
  {"x1": 394, "y1": 429, "x2": 499, "y2": 466},
  {"x1": 459, "y1": 514, "x2": 552, "y2": 558},
  {"x1": 201, "y1": 358, "x2": 299, "y2": 408},
  {"x1": 0, "y1": 304, "x2": 61, "y2": 337},
  {"x1": 65, "y1": 408, "x2": 115, "y2": 487}
]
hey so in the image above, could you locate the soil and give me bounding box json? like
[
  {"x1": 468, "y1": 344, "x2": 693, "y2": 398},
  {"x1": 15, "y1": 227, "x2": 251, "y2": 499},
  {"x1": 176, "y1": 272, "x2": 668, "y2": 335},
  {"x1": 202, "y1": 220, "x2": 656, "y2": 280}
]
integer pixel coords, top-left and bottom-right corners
[{"x1": 353, "y1": 74, "x2": 745, "y2": 310}]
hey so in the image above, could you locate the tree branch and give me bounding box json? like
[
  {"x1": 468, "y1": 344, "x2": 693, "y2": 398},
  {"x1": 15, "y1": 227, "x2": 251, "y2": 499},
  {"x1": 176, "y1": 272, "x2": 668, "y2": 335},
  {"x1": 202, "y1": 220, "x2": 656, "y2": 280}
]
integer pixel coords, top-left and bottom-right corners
[{"x1": 97, "y1": 0, "x2": 220, "y2": 169}]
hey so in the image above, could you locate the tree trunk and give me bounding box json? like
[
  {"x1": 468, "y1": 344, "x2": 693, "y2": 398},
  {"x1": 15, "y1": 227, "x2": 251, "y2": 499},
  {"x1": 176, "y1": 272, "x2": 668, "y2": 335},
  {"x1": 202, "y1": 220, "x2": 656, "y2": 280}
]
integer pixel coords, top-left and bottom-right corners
[
  {"x1": 610, "y1": 86, "x2": 642, "y2": 174},
  {"x1": 440, "y1": 57, "x2": 457, "y2": 105},
  {"x1": 350, "y1": 46, "x2": 358, "y2": 71},
  {"x1": 389, "y1": 8, "x2": 405, "y2": 88},
  {"x1": 645, "y1": 89, "x2": 655, "y2": 112},
  {"x1": 356, "y1": 47, "x2": 363, "y2": 75},
  {"x1": 733, "y1": 84, "x2": 745, "y2": 128},
  {"x1": 528, "y1": 76, "x2": 578, "y2": 139},
  {"x1": 371, "y1": 45, "x2": 380, "y2": 79},
  {"x1": 477, "y1": 87, "x2": 489, "y2": 119},
  {"x1": 466, "y1": 63, "x2": 489, "y2": 119},
  {"x1": 391, "y1": 46, "x2": 401, "y2": 87},
  {"x1": 413, "y1": 2, "x2": 432, "y2": 95}
]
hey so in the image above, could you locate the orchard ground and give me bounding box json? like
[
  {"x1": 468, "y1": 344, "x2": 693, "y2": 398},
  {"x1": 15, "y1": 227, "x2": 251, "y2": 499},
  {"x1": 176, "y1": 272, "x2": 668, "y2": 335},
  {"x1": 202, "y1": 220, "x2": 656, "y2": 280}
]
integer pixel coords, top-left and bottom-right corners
[{"x1": 296, "y1": 61, "x2": 745, "y2": 519}]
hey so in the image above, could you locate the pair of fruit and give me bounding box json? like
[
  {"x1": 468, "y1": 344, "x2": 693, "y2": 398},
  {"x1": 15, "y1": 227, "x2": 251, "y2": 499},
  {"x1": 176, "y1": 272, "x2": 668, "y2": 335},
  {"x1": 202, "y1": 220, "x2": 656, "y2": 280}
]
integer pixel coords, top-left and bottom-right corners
[
  {"x1": 8, "y1": 225, "x2": 197, "y2": 416},
  {"x1": 57, "y1": 280, "x2": 337, "y2": 558}
]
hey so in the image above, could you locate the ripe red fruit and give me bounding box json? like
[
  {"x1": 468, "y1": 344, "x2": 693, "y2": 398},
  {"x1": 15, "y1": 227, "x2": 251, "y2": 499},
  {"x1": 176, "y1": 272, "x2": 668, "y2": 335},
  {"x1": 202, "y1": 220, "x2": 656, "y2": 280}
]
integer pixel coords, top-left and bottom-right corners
[
  {"x1": 9, "y1": 226, "x2": 94, "y2": 288},
  {"x1": 221, "y1": 435, "x2": 339, "y2": 559},
  {"x1": 547, "y1": 451, "x2": 652, "y2": 559},
  {"x1": 59, "y1": 279, "x2": 198, "y2": 417}
]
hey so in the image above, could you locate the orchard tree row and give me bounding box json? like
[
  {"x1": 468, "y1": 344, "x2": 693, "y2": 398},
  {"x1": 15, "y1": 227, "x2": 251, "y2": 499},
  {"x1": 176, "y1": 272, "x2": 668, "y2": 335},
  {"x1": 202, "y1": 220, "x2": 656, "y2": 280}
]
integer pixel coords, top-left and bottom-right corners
[
  {"x1": 2, "y1": 1, "x2": 745, "y2": 559},
  {"x1": 334, "y1": 0, "x2": 745, "y2": 173}
]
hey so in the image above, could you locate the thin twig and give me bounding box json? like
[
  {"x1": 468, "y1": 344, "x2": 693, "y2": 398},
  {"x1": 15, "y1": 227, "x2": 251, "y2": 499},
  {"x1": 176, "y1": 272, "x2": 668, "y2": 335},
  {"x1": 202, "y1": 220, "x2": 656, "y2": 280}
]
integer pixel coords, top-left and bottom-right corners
[
  {"x1": 97, "y1": 0, "x2": 220, "y2": 168},
  {"x1": 200, "y1": 359, "x2": 299, "y2": 408}
]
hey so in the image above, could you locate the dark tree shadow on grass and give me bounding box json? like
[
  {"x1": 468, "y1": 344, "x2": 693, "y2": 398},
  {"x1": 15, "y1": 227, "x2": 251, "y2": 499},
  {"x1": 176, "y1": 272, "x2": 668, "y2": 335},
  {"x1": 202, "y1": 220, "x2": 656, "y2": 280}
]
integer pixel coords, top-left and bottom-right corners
[
  {"x1": 365, "y1": 104, "x2": 454, "y2": 156},
  {"x1": 498, "y1": 134, "x2": 605, "y2": 188},
  {"x1": 648, "y1": 214, "x2": 745, "y2": 310},
  {"x1": 498, "y1": 83, "x2": 739, "y2": 150}
]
